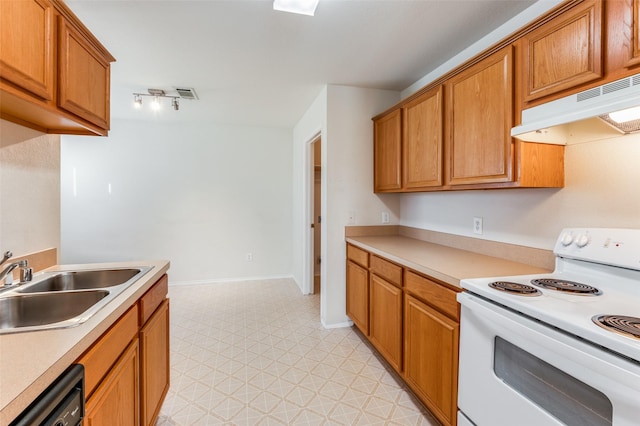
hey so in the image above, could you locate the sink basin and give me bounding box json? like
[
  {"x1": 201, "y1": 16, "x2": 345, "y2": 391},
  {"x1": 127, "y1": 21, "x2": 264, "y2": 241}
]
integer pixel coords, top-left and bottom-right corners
[
  {"x1": 18, "y1": 268, "x2": 144, "y2": 293},
  {"x1": 0, "y1": 266, "x2": 151, "y2": 334},
  {"x1": 0, "y1": 291, "x2": 109, "y2": 331}
]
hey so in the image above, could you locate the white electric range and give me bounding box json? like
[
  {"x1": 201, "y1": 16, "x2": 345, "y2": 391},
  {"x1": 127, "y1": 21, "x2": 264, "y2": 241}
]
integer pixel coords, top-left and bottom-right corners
[{"x1": 457, "y1": 228, "x2": 640, "y2": 426}]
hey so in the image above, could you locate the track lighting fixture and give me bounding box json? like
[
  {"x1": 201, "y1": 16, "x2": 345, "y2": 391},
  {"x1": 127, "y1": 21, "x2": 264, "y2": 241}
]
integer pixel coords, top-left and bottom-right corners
[{"x1": 132, "y1": 89, "x2": 181, "y2": 111}]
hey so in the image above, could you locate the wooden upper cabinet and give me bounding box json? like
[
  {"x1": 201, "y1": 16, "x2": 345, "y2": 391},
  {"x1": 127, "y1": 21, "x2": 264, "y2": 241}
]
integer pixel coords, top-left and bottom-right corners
[
  {"x1": 402, "y1": 86, "x2": 443, "y2": 190},
  {"x1": 521, "y1": 0, "x2": 603, "y2": 102},
  {"x1": 58, "y1": 16, "x2": 111, "y2": 129},
  {"x1": 373, "y1": 108, "x2": 402, "y2": 192},
  {"x1": 0, "y1": 0, "x2": 55, "y2": 100},
  {"x1": 0, "y1": 0, "x2": 114, "y2": 136},
  {"x1": 623, "y1": 0, "x2": 640, "y2": 68},
  {"x1": 446, "y1": 46, "x2": 514, "y2": 186}
]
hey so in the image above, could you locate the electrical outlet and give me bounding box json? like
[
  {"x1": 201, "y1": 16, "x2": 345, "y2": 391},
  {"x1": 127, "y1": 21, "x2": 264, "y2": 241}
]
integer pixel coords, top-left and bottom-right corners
[
  {"x1": 473, "y1": 217, "x2": 483, "y2": 235},
  {"x1": 246, "y1": 253, "x2": 253, "y2": 261},
  {"x1": 348, "y1": 211, "x2": 356, "y2": 224},
  {"x1": 381, "y1": 212, "x2": 390, "y2": 224}
]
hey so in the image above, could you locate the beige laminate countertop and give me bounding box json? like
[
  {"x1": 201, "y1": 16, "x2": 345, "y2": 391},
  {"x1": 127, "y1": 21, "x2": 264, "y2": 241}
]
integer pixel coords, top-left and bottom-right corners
[
  {"x1": 0, "y1": 259, "x2": 170, "y2": 424},
  {"x1": 347, "y1": 235, "x2": 551, "y2": 288}
]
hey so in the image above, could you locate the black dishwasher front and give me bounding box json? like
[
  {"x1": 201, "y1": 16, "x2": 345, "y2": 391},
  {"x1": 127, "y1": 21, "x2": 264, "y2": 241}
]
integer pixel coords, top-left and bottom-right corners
[{"x1": 10, "y1": 364, "x2": 84, "y2": 426}]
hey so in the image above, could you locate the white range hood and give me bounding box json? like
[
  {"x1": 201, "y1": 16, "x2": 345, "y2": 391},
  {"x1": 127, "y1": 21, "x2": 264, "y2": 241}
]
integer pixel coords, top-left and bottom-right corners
[{"x1": 512, "y1": 73, "x2": 640, "y2": 144}]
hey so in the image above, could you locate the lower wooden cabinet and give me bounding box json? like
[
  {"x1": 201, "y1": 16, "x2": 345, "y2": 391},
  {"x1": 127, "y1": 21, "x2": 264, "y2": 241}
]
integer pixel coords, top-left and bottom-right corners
[
  {"x1": 369, "y1": 274, "x2": 403, "y2": 372},
  {"x1": 78, "y1": 274, "x2": 170, "y2": 426},
  {"x1": 404, "y1": 294, "x2": 459, "y2": 426},
  {"x1": 346, "y1": 260, "x2": 369, "y2": 334},
  {"x1": 346, "y1": 244, "x2": 461, "y2": 426},
  {"x1": 140, "y1": 299, "x2": 170, "y2": 426},
  {"x1": 84, "y1": 339, "x2": 140, "y2": 426}
]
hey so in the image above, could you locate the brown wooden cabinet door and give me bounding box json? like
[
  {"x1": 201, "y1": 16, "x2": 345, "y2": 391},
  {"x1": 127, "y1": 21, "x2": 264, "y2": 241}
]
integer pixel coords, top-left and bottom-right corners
[
  {"x1": 404, "y1": 294, "x2": 459, "y2": 426},
  {"x1": 0, "y1": 0, "x2": 55, "y2": 100},
  {"x1": 630, "y1": 0, "x2": 640, "y2": 67},
  {"x1": 373, "y1": 109, "x2": 402, "y2": 192},
  {"x1": 140, "y1": 299, "x2": 170, "y2": 426},
  {"x1": 446, "y1": 46, "x2": 514, "y2": 186},
  {"x1": 402, "y1": 86, "x2": 443, "y2": 189},
  {"x1": 85, "y1": 339, "x2": 140, "y2": 426},
  {"x1": 521, "y1": 0, "x2": 603, "y2": 102},
  {"x1": 369, "y1": 274, "x2": 402, "y2": 372},
  {"x1": 346, "y1": 260, "x2": 369, "y2": 334},
  {"x1": 58, "y1": 16, "x2": 111, "y2": 130}
]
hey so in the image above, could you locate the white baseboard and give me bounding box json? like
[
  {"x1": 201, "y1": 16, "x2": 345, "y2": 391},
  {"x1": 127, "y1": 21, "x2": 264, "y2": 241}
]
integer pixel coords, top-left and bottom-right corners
[{"x1": 321, "y1": 318, "x2": 353, "y2": 329}]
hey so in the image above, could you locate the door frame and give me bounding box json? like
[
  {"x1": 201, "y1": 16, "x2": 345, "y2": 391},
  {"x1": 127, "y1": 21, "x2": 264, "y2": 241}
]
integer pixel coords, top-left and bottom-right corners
[{"x1": 302, "y1": 131, "x2": 321, "y2": 295}]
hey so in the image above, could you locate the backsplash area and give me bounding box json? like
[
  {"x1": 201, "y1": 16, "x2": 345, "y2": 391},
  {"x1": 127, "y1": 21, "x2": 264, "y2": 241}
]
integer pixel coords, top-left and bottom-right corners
[
  {"x1": 0, "y1": 120, "x2": 60, "y2": 258},
  {"x1": 400, "y1": 131, "x2": 640, "y2": 250}
]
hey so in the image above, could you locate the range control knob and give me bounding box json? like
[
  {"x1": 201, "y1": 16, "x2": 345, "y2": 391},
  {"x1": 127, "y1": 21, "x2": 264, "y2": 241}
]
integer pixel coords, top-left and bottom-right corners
[
  {"x1": 575, "y1": 234, "x2": 590, "y2": 248},
  {"x1": 560, "y1": 232, "x2": 574, "y2": 246}
]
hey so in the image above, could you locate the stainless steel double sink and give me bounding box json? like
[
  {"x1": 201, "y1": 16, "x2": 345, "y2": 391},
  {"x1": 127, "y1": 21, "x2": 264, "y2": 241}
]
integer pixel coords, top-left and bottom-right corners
[{"x1": 0, "y1": 267, "x2": 151, "y2": 334}]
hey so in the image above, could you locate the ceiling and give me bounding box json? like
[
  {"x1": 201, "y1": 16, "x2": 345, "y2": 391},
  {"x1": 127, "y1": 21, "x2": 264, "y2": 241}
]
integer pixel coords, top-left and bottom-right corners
[{"x1": 66, "y1": 0, "x2": 537, "y2": 129}]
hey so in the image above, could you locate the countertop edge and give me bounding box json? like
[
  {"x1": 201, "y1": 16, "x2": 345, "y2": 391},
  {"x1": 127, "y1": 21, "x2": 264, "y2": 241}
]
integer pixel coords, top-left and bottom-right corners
[
  {"x1": 346, "y1": 235, "x2": 551, "y2": 288},
  {"x1": 347, "y1": 238, "x2": 461, "y2": 288}
]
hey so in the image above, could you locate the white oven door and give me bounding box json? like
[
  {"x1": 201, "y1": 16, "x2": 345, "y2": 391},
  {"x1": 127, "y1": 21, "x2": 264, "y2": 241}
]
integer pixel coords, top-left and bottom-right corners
[{"x1": 457, "y1": 292, "x2": 640, "y2": 426}]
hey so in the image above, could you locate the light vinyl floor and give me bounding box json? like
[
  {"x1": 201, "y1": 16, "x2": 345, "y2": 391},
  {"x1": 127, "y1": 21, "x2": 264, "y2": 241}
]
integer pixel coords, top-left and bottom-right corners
[{"x1": 156, "y1": 278, "x2": 439, "y2": 426}]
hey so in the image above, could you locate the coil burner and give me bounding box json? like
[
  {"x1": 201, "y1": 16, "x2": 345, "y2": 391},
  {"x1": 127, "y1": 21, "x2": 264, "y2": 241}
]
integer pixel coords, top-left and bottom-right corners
[
  {"x1": 592, "y1": 315, "x2": 640, "y2": 340},
  {"x1": 530, "y1": 278, "x2": 601, "y2": 295},
  {"x1": 489, "y1": 281, "x2": 542, "y2": 296}
]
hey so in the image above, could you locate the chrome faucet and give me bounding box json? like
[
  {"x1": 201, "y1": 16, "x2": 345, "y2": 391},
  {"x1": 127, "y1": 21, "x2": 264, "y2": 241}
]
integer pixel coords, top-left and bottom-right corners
[{"x1": 0, "y1": 259, "x2": 33, "y2": 287}]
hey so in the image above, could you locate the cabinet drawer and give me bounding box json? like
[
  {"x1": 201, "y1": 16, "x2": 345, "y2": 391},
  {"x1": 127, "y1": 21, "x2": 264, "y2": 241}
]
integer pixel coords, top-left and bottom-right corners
[
  {"x1": 370, "y1": 255, "x2": 402, "y2": 287},
  {"x1": 139, "y1": 274, "x2": 168, "y2": 325},
  {"x1": 347, "y1": 244, "x2": 369, "y2": 268},
  {"x1": 78, "y1": 304, "x2": 139, "y2": 398},
  {"x1": 405, "y1": 271, "x2": 459, "y2": 321}
]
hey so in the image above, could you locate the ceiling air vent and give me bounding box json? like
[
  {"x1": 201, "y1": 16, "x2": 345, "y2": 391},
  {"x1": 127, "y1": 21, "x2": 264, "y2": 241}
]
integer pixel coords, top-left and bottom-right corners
[{"x1": 175, "y1": 88, "x2": 198, "y2": 100}]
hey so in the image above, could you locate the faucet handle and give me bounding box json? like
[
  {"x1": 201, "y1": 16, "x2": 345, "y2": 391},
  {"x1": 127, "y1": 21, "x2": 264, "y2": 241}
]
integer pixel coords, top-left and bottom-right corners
[{"x1": 1, "y1": 251, "x2": 12, "y2": 266}]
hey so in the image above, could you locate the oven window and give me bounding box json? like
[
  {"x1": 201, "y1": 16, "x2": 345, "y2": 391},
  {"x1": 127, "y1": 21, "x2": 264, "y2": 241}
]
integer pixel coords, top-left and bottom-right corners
[{"x1": 494, "y1": 337, "x2": 612, "y2": 426}]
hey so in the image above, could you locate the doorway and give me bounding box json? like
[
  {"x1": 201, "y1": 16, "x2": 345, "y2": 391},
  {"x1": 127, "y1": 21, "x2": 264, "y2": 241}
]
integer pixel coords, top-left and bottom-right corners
[{"x1": 311, "y1": 137, "x2": 321, "y2": 294}]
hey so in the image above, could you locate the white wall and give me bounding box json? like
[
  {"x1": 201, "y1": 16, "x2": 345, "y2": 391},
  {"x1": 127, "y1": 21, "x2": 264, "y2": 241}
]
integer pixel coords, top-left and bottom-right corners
[
  {"x1": 0, "y1": 120, "x2": 60, "y2": 257},
  {"x1": 401, "y1": 132, "x2": 640, "y2": 250},
  {"x1": 61, "y1": 119, "x2": 293, "y2": 283},
  {"x1": 292, "y1": 85, "x2": 400, "y2": 327}
]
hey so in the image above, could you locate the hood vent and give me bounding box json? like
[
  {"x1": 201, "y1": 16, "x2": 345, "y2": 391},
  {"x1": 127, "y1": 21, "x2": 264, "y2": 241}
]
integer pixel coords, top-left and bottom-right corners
[
  {"x1": 175, "y1": 87, "x2": 198, "y2": 100},
  {"x1": 512, "y1": 73, "x2": 640, "y2": 141}
]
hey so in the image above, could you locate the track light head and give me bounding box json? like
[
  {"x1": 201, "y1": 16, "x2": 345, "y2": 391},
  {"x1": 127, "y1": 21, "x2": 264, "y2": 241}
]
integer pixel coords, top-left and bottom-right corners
[
  {"x1": 133, "y1": 94, "x2": 143, "y2": 109},
  {"x1": 132, "y1": 88, "x2": 195, "y2": 112}
]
